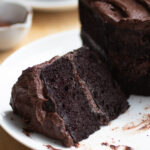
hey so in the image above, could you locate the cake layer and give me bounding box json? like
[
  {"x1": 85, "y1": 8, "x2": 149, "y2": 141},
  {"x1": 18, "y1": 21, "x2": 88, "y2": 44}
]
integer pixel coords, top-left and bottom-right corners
[
  {"x1": 10, "y1": 47, "x2": 128, "y2": 147},
  {"x1": 79, "y1": 0, "x2": 150, "y2": 95},
  {"x1": 40, "y1": 55, "x2": 101, "y2": 143}
]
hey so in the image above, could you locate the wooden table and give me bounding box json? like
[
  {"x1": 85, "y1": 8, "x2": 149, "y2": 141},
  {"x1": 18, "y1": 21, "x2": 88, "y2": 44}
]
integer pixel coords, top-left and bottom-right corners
[{"x1": 0, "y1": 10, "x2": 80, "y2": 150}]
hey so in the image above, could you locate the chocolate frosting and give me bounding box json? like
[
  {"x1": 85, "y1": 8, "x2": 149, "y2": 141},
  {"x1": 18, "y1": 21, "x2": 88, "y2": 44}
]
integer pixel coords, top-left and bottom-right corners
[
  {"x1": 10, "y1": 57, "x2": 74, "y2": 147},
  {"x1": 83, "y1": 0, "x2": 150, "y2": 30},
  {"x1": 80, "y1": 0, "x2": 150, "y2": 95}
]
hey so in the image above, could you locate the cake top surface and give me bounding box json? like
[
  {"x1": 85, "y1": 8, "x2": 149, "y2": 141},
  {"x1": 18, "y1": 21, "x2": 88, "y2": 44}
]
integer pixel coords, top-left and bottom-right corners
[{"x1": 84, "y1": 0, "x2": 150, "y2": 26}]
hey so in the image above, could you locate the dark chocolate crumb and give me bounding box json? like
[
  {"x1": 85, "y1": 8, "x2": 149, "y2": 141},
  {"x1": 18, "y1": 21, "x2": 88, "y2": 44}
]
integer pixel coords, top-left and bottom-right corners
[
  {"x1": 124, "y1": 146, "x2": 133, "y2": 150},
  {"x1": 110, "y1": 144, "x2": 117, "y2": 149},
  {"x1": 101, "y1": 142, "x2": 133, "y2": 150},
  {"x1": 101, "y1": 142, "x2": 109, "y2": 146},
  {"x1": 110, "y1": 145, "x2": 132, "y2": 150},
  {"x1": 22, "y1": 128, "x2": 31, "y2": 137}
]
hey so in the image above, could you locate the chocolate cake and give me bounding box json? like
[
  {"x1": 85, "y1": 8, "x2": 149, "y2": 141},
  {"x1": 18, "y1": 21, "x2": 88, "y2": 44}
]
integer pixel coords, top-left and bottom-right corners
[
  {"x1": 79, "y1": 0, "x2": 150, "y2": 95},
  {"x1": 10, "y1": 47, "x2": 128, "y2": 147}
]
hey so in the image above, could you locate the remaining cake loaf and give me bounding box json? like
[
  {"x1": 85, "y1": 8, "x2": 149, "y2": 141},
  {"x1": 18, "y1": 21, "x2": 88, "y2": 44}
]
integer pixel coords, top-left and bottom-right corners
[
  {"x1": 10, "y1": 47, "x2": 128, "y2": 147},
  {"x1": 79, "y1": 0, "x2": 150, "y2": 95}
]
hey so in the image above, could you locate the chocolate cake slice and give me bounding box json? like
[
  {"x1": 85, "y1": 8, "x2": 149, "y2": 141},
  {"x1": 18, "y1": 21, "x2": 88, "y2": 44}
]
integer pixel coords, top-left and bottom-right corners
[
  {"x1": 73, "y1": 48, "x2": 128, "y2": 120},
  {"x1": 79, "y1": 0, "x2": 150, "y2": 95},
  {"x1": 10, "y1": 47, "x2": 128, "y2": 147}
]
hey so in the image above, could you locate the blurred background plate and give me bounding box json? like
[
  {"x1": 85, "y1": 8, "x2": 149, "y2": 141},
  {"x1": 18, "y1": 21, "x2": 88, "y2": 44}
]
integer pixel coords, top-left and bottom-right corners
[{"x1": 4, "y1": 0, "x2": 78, "y2": 11}]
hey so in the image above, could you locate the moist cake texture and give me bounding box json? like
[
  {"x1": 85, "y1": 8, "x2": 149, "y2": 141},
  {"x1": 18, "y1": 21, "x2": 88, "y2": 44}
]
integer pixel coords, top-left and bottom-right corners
[
  {"x1": 10, "y1": 47, "x2": 128, "y2": 147},
  {"x1": 79, "y1": 0, "x2": 150, "y2": 95},
  {"x1": 73, "y1": 48, "x2": 128, "y2": 120}
]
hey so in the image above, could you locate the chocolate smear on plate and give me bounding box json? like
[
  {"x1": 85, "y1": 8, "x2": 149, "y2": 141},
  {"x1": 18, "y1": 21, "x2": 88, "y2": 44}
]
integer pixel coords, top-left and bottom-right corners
[
  {"x1": 122, "y1": 114, "x2": 150, "y2": 131},
  {"x1": 101, "y1": 142, "x2": 133, "y2": 150}
]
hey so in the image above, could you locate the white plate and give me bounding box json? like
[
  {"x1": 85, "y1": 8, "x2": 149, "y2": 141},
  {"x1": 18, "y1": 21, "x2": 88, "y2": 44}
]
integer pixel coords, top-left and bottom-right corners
[
  {"x1": 0, "y1": 30, "x2": 150, "y2": 150},
  {"x1": 5, "y1": 0, "x2": 78, "y2": 11}
]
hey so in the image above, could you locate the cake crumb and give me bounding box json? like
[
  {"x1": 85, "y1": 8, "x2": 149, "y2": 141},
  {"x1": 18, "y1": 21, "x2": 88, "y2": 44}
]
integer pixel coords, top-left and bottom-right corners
[
  {"x1": 144, "y1": 106, "x2": 150, "y2": 110},
  {"x1": 101, "y1": 142, "x2": 109, "y2": 146},
  {"x1": 110, "y1": 144, "x2": 118, "y2": 150},
  {"x1": 44, "y1": 145, "x2": 61, "y2": 150},
  {"x1": 74, "y1": 143, "x2": 80, "y2": 148},
  {"x1": 112, "y1": 127, "x2": 119, "y2": 131},
  {"x1": 101, "y1": 142, "x2": 133, "y2": 150},
  {"x1": 22, "y1": 128, "x2": 31, "y2": 137}
]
